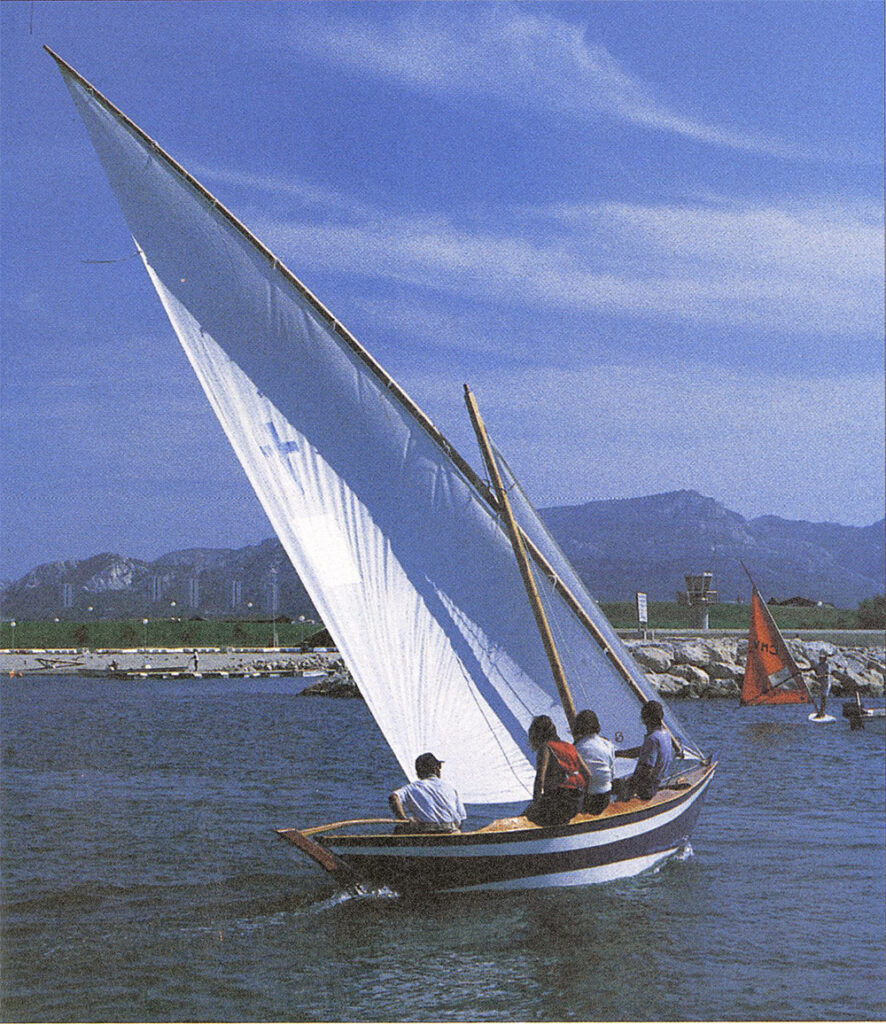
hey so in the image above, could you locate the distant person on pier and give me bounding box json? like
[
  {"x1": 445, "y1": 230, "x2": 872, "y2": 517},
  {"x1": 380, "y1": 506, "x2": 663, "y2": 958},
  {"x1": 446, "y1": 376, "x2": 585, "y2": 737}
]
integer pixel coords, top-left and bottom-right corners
[
  {"x1": 524, "y1": 715, "x2": 590, "y2": 826},
  {"x1": 613, "y1": 700, "x2": 673, "y2": 801},
  {"x1": 389, "y1": 752, "x2": 466, "y2": 834},
  {"x1": 572, "y1": 709, "x2": 615, "y2": 814},
  {"x1": 191, "y1": 650, "x2": 200, "y2": 672},
  {"x1": 807, "y1": 651, "x2": 832, "y2": 719}
]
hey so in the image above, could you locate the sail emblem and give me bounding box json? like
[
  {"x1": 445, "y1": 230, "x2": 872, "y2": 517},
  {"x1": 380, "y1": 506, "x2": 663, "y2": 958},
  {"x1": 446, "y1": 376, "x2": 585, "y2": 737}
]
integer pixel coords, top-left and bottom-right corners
[
  {"x1": 767, "y1": 667, "x2": 793, "y2": 689},
  {"x1": 260, "y1": 421, "x2": 299, "y2": 457}
]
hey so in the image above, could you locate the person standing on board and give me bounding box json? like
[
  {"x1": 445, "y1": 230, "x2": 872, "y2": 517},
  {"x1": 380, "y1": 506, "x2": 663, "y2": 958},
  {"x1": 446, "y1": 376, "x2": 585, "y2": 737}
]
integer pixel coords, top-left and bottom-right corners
[
  {"x1": 524, "y1": 715, "x2": 591, "y2": 826},
  {"x1": 572, "y1": 709, "x2": 615, "y2": 815},
  {"x1": 807, "y1": 651, "x2": 832, "y2": 719},
  {"x1": 389, "y1": 752, "x2": 466, "y2": 834},
  {"x1": 613, "y1": 700, "x2": 673, "y2": 801}
]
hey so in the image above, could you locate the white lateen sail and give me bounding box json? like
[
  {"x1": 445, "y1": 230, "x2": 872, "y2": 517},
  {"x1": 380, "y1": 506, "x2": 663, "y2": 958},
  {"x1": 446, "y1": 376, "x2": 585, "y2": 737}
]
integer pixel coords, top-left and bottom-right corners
[{"x1": 50, "y1": 50, "x2": 702, "y2": 806}]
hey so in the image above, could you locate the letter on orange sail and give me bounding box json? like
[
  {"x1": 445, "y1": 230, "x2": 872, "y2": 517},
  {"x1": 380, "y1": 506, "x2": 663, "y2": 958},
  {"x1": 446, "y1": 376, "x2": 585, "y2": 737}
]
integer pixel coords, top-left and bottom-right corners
[{"x1": 741, "y1": 589, "x2": 809, "y2": 705}]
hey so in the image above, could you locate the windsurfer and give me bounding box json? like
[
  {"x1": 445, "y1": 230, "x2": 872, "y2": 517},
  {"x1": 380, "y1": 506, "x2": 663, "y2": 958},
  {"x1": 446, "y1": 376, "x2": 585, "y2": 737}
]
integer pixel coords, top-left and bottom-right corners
[
  {"x1": 572, "y1": 709, "x2": 615, "y2": 815},
  {"x1": 807, "y1": 652, "x2": 832, "y2": 719},
  {"x1": 524, "y1": 715, "x2": 591, "y2": 826},
  {"x1": 613, "y1": 701, "x2": 673, "y2": 801},
  {"x1": 388, "y1": 752, "x2": 466, "y2": 834}
]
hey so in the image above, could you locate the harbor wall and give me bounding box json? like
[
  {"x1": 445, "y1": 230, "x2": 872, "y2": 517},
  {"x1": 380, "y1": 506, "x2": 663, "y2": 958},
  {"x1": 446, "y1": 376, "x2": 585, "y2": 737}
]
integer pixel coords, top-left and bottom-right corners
[{"x1": 1, "y1": 637, "x2": 883, "y2": 697}]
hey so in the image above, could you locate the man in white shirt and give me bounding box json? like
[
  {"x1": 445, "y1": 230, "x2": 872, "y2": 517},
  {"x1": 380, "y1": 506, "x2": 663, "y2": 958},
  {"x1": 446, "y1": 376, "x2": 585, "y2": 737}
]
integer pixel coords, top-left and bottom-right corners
[{"x1": 389, "y1": 752, "x2": 466, "y2": 833}]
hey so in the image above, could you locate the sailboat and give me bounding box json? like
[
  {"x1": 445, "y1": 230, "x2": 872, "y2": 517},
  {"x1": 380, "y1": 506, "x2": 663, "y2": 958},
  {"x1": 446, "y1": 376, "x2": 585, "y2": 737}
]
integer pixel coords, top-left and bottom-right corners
[
  {"x1": 48, "y1": 49, "x2": 716, "y2": 893},
  {"x1": 740, "y1": 564, "x2": 816, "y2": 712}
]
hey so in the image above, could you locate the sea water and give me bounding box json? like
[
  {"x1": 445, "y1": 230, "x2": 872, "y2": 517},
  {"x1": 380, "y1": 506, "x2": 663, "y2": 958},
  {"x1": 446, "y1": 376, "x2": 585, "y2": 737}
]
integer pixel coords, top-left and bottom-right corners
[{"x1": 1, "y1": 675, "x2": 883, "y2": 1021}]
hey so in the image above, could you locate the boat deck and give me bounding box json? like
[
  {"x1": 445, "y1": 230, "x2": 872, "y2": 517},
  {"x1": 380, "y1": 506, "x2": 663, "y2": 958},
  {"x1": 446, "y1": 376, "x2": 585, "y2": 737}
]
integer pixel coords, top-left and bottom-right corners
[{"x1": 473, "y1": 767, "x2": 702, "y2": 834}]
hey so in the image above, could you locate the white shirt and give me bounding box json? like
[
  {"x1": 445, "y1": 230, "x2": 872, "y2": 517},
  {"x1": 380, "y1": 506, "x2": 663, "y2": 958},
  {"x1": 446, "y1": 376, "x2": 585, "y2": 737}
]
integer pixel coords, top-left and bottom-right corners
[
  {"x1": 575, "y1": 733, "x2": 615, "y2": 794},
  {"x1": 394, "y1": 775, "x2": 466, "y2": 825}
]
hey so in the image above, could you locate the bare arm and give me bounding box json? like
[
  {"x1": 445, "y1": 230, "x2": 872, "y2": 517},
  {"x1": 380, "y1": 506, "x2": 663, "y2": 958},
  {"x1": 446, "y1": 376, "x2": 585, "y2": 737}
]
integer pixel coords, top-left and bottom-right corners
[
  {"x1": 533, "y1": 747, "x2": 550, "y2": 801},
  {"x1": 388, "y1": 792, "x2": 408, "y2": 820},
  {"x1": 615, "y1": 746, "x2": 642, "y2": 759}
]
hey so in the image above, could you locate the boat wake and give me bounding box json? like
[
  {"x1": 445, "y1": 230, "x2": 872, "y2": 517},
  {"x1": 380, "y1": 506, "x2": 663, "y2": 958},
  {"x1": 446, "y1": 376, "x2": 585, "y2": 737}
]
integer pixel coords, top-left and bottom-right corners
[{"x1": 289, "y1": 884, "x2": 400, "y2": 917}]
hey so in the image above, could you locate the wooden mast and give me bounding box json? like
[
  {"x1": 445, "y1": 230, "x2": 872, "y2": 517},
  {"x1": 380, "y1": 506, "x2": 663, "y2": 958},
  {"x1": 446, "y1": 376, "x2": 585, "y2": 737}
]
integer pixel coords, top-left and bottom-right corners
[{"x1": 464, "y1": 385, "x2": 577, "y2": 729}]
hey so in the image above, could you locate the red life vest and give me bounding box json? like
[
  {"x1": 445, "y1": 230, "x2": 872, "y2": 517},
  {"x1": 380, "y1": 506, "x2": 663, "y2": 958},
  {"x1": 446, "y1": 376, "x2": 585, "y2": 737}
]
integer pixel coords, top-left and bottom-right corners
[{"x1": 546, "y1": 740, "x2": 586, "y2": 792}]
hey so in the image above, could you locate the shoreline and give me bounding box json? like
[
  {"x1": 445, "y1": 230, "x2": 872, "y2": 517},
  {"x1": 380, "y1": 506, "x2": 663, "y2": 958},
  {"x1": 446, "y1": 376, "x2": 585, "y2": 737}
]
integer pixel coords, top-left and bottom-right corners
[
  {"x1": 1, "y1": 634, "x2": 883, "y2": 700},
  {"x1": 0, "y1": 646, "x2": 345, "y2": 680}
]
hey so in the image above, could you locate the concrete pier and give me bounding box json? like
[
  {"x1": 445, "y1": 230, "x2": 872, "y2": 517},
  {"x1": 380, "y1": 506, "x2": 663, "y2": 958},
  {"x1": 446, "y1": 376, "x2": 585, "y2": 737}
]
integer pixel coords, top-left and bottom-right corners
[{"x1": 0, "y1": 646, "x2": 341, "y2": 679}]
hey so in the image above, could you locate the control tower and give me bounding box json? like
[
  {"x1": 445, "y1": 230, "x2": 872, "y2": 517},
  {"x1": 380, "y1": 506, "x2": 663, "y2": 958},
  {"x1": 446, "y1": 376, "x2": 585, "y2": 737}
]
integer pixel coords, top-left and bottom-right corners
[{"x1": 676, "y1": 573, "x2": 718, "y2": 630}]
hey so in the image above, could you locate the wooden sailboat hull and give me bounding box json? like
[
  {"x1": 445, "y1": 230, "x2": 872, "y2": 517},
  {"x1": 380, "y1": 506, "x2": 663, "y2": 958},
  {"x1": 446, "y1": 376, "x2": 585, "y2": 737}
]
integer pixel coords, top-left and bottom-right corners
[{"x1": 282, "y1": 762, "x2": 715, "y2": 894}]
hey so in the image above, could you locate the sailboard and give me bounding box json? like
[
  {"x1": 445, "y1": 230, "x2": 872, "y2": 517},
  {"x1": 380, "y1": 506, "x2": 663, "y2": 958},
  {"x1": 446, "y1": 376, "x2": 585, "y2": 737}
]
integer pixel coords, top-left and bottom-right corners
[
  {"x1": 740, "y1": 566, "x2": 811, "y2": 707},
  {"x1": 48, "y1": 48, "x2": 716, "y2": 892}
]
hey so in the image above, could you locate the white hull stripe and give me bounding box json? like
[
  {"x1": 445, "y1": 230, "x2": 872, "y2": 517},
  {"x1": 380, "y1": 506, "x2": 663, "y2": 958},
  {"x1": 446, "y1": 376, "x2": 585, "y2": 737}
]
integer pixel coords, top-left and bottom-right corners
[{"x1": 448, "y1": 847, "x2": 680, "y2": 892}]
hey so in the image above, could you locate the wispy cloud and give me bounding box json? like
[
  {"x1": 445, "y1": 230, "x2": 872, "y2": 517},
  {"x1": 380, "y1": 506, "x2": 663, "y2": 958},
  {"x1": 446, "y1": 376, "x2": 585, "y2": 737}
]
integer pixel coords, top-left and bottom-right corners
[
  {"x1": 192, "y1": 163, "x2": 376, "y2": 222},
  {"x1": 274, "y1": 6, "x2": 811, "y2": 159},
  {"x1": 242, "y1": 190, "x2": 882, "y2": 339},
  {"x1": 407, "y1": 362, "x2": 886, "y2": 525}
]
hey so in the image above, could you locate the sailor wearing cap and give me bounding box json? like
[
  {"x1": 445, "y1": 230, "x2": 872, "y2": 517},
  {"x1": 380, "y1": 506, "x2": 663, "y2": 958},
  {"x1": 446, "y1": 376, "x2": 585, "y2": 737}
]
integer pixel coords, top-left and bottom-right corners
[{"x1": 389, "y1": 752, "x2": 466, "y2": 834}]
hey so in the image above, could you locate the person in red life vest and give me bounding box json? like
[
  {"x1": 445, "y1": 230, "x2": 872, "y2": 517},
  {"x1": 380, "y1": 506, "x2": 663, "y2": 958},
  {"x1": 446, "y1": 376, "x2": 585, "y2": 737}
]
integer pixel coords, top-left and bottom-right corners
[{"x1": 524, "y1": 715, "x2": 591, "y2": 826}]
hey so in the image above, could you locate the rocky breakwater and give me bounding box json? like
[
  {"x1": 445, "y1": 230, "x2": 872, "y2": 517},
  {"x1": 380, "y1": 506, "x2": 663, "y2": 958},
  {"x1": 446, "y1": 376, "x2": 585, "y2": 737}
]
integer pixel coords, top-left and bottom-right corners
[
  {"x1": 298, "y1": 640, "x2": 885, "y2": 701},
  {"x1": 298, "y1": 657, "x2": 361, "y2": 698},
  {"x1": 624, "y1": 638, "x2": 885, "y2": 700}
]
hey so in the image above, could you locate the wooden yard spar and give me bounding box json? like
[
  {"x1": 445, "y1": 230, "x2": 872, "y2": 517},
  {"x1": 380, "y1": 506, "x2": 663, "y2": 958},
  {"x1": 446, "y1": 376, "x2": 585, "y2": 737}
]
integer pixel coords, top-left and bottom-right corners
[{"x1": 464, "y1": 385, "x2": 577, "y2": 729}]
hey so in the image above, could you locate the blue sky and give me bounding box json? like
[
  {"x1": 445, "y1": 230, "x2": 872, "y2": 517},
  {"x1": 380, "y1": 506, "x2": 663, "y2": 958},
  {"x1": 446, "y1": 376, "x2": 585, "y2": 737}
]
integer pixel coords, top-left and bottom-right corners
[{"x1": 1, "y1": 1, "x2": 883, "y2": 582}]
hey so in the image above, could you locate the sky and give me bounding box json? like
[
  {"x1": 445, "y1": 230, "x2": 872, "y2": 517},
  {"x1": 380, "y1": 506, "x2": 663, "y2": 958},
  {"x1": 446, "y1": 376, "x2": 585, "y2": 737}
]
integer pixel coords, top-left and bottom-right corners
[{"x1": 1, "y1": 0, "x2": 884, "y2": 582}]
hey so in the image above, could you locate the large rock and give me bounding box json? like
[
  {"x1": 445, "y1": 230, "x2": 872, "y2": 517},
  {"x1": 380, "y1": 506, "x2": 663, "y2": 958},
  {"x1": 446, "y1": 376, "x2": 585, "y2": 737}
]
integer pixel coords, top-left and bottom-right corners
[
  {"x1": 706, "y1": 660, "x2": 744, "y2": 681},
  {"x1": 671, "y1": 664, "x2": 711, "y2": 690},
  {"x1": 650, "y1": 673, "x2": 687, "y2": 697},
  {"x1": 672, "y1": 641, "x2": 714, "y2": 668},
  {"x1": 631, "y1": 645, "x2": 674, "y2": 673}
]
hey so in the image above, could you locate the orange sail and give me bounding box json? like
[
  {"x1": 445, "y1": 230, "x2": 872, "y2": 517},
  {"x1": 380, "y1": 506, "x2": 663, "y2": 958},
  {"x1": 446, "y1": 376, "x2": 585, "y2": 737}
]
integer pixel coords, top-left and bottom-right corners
[{"x1": 741, "y1": 588, "x2": 810, "y2": 705}]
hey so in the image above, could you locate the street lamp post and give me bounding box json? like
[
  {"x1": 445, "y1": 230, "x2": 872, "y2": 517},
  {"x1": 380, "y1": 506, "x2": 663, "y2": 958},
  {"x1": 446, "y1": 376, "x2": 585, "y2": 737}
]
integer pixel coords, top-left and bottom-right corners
[
  {"x1": 10, "y1": 620, "x2": 16, "y2": 650},
  {"x1": 142, "y1": 618, "x2": 149, "y2": 649},
  {"x1": 270, "y1": 567, "x2": 279, "y2": 650}
]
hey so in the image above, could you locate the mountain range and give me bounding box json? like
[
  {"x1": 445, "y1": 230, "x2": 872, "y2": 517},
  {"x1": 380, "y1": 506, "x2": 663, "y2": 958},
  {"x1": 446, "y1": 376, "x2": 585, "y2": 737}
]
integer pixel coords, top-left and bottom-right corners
[{"x1": 1, "y1": 490, "x2": 882, "y2": 620}]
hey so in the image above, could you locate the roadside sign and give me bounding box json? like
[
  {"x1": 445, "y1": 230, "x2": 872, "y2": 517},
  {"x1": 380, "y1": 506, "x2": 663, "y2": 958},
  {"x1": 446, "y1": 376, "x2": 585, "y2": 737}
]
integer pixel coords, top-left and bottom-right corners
[{"x1": 635, "y1": 591, "x2": 648, "y2": 626}]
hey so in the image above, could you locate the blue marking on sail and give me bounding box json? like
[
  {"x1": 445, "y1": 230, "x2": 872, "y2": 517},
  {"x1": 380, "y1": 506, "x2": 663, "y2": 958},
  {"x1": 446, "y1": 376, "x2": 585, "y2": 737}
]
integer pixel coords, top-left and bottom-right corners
[{"x1": 261, "y1": 421, "x2": 299, "y2": 457}]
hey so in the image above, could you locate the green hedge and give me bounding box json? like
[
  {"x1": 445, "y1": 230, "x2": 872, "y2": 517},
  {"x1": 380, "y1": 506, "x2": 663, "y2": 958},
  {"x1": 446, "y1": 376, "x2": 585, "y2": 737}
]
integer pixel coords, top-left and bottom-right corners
[
  {"x1": 0, "y1": 600, "x2": 871, "y2": 650},
  {"x1": 0, "y1": 618, "x2": 322, "y2": 650}
]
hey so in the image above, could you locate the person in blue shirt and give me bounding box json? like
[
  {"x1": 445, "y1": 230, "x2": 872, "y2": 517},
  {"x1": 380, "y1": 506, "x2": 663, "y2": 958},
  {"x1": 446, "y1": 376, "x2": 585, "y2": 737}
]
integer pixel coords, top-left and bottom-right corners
[
  {"x1": 613, "y1": 701, "x2": 673, "y2": 801},
  {"x1": 389, "y1": 752, "x2": 466, "y2": 833}
]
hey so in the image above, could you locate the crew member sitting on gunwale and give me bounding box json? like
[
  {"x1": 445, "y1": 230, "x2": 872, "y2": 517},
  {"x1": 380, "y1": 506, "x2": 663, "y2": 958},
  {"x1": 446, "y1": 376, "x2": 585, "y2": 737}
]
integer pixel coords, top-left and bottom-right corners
[
  {"x1": 613, "y1": 700, "x2": 673, "y2": 801},
  {"x1": 389, "y1": 752, "x2": 466, "y2": 834},
  {"x1": 524, "y1": 715, "x2": 591, "y2": 826}
]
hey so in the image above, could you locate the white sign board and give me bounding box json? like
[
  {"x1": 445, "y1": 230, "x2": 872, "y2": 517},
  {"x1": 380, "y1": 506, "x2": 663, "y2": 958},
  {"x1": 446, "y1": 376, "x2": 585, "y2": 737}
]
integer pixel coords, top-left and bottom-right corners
[{"x1": 635, "y1": 591, "x2": 648, "y2": 625}]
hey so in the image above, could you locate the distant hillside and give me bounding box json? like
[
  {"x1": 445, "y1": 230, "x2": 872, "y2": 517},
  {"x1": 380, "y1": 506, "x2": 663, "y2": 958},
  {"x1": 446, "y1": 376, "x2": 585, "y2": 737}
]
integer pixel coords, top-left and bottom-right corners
[
  {"x1": 542, "y1": 490, "x2": 884, "y2": 606},
  {"x1": 1, "y1": 490, "x2": 882, "y2": 619},
  {"x1": 0, "y1": 540, "x2": 317, "y2": 621}
]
